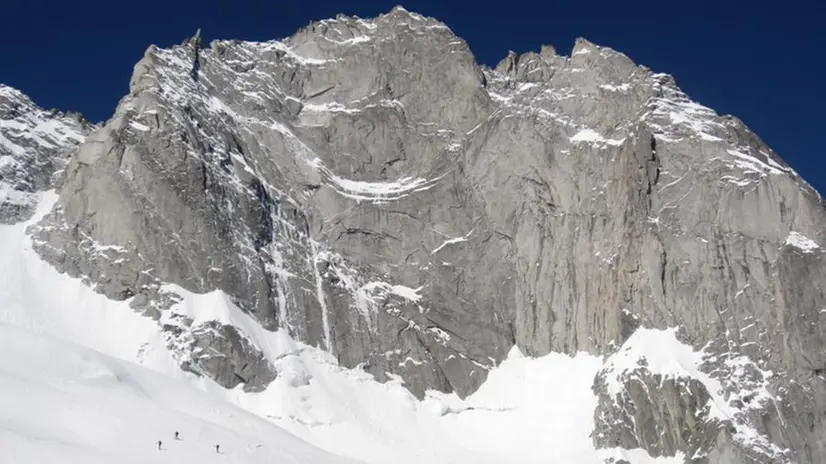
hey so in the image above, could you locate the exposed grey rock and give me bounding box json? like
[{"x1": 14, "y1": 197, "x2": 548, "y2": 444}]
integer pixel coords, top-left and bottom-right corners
[
  {"x1": 0, "y1": 84, "x2": 92, "y2": 223},
  {"x1": 592, "y1": 328, "x2": 792, "y2": 462},
  {"x1": 25, "y1": 7, "x2": 826, "y2": 463},
  {"x1": 177, "y1": 321, "x2": 276, "y2": 392},
  {"x1": 594, "y1": 375, "x2": 719, "y2": 460}
]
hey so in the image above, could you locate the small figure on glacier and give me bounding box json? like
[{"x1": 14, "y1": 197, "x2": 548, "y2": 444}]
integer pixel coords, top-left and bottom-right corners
[
  {"x1": 157, "y1": 440, "x2": 162, "y2": 450},
  {"x1": 216, "y1": 444, "x2": 220, "y2": 453},
  {"x1": 174, "y1": 431, "x2": 180, "y2": 440}
]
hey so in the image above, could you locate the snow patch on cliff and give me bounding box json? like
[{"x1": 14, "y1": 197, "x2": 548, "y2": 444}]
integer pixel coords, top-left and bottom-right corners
[
  {"x1": 570, "y1": 128, "x2": 625, "y2": 147},
  {"x1": 310, "y1": 157, "x2": 444, "y2": 203},
  {"x1": 302, "y1": 102, "x2": 361, "y2": 114},
  {"x1": 600, "y1": 83, "x2": 631, "y2": 92},
  {"x1": 431, "y1": 230, "x2": 473, "y2": 255},
  {"x1": 785, "y1": 231, "x2": 820, "y2": 253},
  {"x1": 128, "y1": 121, "x2": 150, "y2": 132},
  {"x1": 355, "y1": 281, "x2": 423, "y2": 313},
  {"x1": 726, "y1": 148, "x2": 785, "y2": 176}
]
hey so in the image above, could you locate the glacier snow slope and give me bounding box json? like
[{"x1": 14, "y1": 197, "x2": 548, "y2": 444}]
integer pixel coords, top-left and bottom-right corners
[
  {"x1": 0, "y1": 191, "x2": 683, "y2": 464},
  {"x1": 0, "y1": 325, "x2": 359, "y2": 464}
]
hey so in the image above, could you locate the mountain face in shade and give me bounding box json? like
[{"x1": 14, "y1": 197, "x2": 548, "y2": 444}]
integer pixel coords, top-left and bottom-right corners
[{"x1": 6, "y1": 6, "x2": 826, "y2": 463}]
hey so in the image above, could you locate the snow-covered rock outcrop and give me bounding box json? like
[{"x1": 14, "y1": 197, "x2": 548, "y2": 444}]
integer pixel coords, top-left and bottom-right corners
[{"x1": 0, "y1": 84, "x2": 92, "y2": 223}]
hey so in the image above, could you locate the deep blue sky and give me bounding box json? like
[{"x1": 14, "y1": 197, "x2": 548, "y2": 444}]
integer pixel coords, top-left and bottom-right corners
[{"x1": 2, "y1": 0, "x2": 823, "y2": 193}]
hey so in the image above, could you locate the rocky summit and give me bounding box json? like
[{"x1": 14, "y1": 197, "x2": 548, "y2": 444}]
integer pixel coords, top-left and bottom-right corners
[
  {"x1": 0, "y1": 84, "x2": 92, "y2": 223},
  {"x1": 6, "y1": 6, "x2": 826, "y2": 463}
]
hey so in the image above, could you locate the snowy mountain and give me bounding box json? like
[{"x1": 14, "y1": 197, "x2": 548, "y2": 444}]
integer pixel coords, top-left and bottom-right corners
[
  {"x1": 0, "y1": 84, "x2": 92, "y2": 224},
  {"x1": 2, "y1": 6, "x2": 826, "y2": 463},
  {"x1": 0, "y1": 187, "x2": 670, "y2": 464}
]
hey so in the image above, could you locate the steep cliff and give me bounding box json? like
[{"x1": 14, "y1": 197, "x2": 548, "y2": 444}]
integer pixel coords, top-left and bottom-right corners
[{"x1": 22, "y1": 7, "x2": 826, "y2": 463}]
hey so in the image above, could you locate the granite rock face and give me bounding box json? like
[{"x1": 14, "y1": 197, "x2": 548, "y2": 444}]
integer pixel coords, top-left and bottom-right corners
[
  {"x1": 0, "y1": 84, "x2": 92, "y2": 223},
  {"x1": 23, "y1": 7, "x2": 826, "y2": 463}
]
